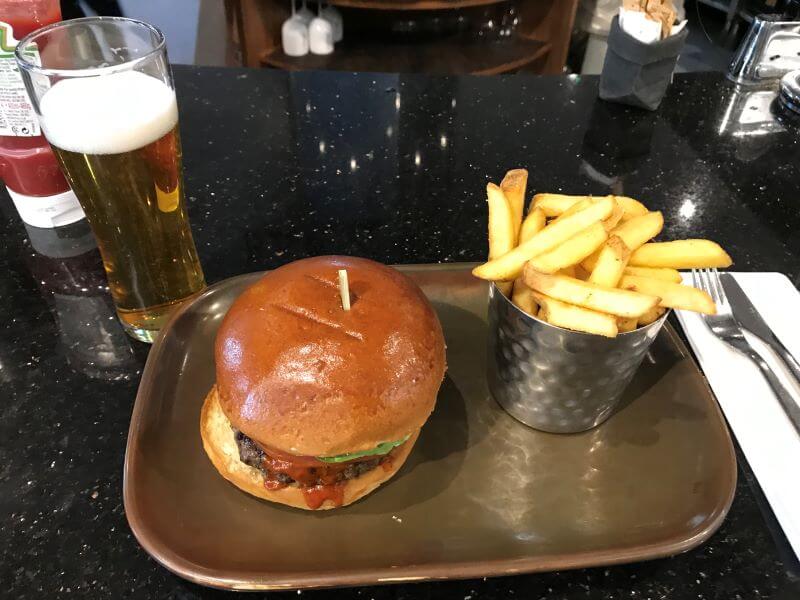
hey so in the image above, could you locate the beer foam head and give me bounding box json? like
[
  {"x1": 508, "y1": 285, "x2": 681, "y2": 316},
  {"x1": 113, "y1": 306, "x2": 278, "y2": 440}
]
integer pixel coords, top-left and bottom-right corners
[{"x1": 40, "y1": 71, "x2": 178, "y2": 155}]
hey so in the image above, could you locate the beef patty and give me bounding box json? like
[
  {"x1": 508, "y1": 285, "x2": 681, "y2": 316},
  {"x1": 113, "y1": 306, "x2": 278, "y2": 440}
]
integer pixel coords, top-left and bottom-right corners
[{"x1": 232, "y1": 428, "x2": 386, "y2": 487}]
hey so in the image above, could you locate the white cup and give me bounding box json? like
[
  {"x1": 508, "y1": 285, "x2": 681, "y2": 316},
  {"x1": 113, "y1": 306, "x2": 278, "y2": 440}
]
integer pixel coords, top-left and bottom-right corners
[
  {"x1": 321, "y1": 4, "x2": 343, "y2": 42},
  {"x1": 309, "y1": 16, "x2": 334, "y2": 55},
  {"x1": 282, "y1": 16, "x2": 309, "y2": 57},
  {"x1": 297, "y1": 0, "x2": 314, "y2": 25}
]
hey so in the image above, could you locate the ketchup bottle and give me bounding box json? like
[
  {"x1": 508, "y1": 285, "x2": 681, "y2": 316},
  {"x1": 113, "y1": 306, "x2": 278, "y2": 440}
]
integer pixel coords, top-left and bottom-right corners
[{"x1": 0, "y1": 0, "x2": 84, "y2": 228}]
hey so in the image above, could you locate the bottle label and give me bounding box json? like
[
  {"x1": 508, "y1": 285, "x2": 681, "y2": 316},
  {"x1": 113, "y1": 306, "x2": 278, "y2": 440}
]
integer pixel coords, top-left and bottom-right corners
[
  {"x1": 0, "y1": 21, "x2": 41, "y2": 136},
  {"x1": 7, "y1": 186, "x2": 85, "y2": 228}
]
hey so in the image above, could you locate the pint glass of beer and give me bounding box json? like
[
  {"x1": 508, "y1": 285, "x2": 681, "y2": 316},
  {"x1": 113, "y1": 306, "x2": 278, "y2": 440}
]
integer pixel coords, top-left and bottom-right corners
[{"x1": 16, "y1": 18, "x2": 205, "y2": 342}]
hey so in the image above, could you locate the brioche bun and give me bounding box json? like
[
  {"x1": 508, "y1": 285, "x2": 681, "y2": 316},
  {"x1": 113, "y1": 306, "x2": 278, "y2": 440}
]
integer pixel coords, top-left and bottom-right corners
[
  {"x1": 200, "y1": 386, "x2": 420, "y2": 509},
  {"x1": 202, "y1": 256, "x2": 446, "y2": 510},
  {"x1": 214, "y1": 256, "x2": 446, "y2": 457}
]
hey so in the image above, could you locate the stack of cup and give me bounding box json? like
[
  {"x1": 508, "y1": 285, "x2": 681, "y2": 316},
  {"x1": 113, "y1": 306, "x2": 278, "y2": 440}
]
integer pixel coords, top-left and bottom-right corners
[{"x1": 282, "y1": 0, "x2": 343, "y2": 57}]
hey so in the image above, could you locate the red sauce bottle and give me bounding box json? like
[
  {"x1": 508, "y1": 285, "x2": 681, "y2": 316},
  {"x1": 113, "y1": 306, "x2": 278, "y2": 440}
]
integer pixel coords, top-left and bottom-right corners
[{"x1": 0, "y1": 0, "x2": 84, "y2": 228}]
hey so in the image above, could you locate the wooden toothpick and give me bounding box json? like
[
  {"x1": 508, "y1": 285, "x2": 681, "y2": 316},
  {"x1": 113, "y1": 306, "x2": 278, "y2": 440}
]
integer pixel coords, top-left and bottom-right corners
[{"x1": 338, "y1": 269, "x2": 351, "y2": 311}]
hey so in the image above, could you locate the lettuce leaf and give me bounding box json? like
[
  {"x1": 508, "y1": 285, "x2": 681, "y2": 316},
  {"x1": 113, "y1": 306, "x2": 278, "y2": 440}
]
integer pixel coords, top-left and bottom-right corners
[{"x1": 317, "y1": 434, "x2": 411, "y2": 463}]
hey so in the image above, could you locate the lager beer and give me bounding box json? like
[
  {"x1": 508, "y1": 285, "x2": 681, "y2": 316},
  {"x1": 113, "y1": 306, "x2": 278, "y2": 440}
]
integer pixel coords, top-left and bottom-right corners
[{"x1": 17, "y1": 19, "x2": 205, "y2": 342}]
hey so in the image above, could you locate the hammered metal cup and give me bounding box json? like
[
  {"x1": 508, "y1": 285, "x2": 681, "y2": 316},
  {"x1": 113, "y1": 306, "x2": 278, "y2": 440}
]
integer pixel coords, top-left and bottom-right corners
[{"x1": 487, "y1": 284, "x2": 669, "y2": 433}]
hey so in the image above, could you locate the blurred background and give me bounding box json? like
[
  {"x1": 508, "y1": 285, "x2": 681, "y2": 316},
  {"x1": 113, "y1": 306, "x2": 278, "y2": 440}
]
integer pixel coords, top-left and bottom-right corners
[{"x1": 60, "y1": 0, "x2": 793, "y2": 75}]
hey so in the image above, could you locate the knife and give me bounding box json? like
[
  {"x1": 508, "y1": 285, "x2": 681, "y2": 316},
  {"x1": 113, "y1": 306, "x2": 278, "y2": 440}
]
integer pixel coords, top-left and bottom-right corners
[{"x1": 720, "y1": 273, "x2": 800, "y2": 386}]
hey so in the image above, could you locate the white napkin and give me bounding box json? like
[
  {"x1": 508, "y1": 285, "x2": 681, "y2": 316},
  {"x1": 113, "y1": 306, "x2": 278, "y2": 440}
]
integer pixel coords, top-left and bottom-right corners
[
  {"x1": 619, "y1": 7, "x2": 688, "y2": 43},
  {"x1": 619, "y1": 8, "x2": 662, "y2": 44},
  {"x1": 676, "y1": 272, "x2": 800, "y2": 560}
]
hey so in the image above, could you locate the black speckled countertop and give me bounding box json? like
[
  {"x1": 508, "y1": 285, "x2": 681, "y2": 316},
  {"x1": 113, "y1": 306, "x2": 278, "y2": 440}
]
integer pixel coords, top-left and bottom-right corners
[{"x1": 2, "y1": 66, "x2": 800, "y2": 598}]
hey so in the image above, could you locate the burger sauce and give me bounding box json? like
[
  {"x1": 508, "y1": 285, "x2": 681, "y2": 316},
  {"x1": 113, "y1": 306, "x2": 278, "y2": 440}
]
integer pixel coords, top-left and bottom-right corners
[
  {"x1": 302, "y1": 483, "x2": 346, "y2": 510},
  {"x1": 255, "y1": 441, "x2": 404, "y2": 509}
]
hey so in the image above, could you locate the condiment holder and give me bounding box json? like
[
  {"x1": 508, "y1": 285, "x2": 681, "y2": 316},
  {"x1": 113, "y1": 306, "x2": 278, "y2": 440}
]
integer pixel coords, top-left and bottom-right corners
[{"x1": 487, "y1": 283, "x2": 668, "y2": 433}]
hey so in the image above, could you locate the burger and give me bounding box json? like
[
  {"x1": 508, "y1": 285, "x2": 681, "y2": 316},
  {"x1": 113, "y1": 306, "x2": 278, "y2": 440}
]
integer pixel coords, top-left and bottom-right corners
[{"x1": 200, "y1": 256, "x2": 446, "y2": 510}]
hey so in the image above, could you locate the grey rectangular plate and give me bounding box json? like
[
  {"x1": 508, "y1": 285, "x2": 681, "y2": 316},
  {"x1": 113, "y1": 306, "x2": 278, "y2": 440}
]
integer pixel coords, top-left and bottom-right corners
[{"x1": 123, "y1": 263, "x2": 736, "y2": 591}]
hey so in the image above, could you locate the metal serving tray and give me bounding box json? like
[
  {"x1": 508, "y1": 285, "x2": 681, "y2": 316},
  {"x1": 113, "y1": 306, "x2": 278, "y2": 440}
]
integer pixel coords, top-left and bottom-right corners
[{"x1": 124, "y1": 263, "x2": 736, "y2": 591}]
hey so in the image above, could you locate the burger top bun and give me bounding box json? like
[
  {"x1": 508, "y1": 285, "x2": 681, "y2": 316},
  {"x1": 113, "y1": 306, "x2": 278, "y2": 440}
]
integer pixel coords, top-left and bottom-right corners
[{"x1": 215, "y1": 256, "x2": 446, "y2": 457}]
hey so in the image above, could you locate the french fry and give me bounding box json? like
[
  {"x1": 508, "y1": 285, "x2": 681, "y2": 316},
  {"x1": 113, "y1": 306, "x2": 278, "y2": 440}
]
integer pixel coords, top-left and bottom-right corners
[
  {"x1": 496, "y1": 281, "x2": 513, "y2": 296},
  {"x1": 582, "y1": 211, "x2": 663, "y2": 271},
  {"x1": 511, "y1": 279, "x2": 537, "y2": 316},
  {"x1": 559, "y1": 265, "x2": 577, "y2": 278},
  {"x1": 527, "y1": 223, "x2": 608, "y2": 274},
  {"x1": 486, "y1": 183, "x2": 515, "y2": 261},
  {"x1": 509, "y1": 220, "x2": 544, "y2": 304},
  {"x1": 574, "y1": 264, "x2": 591, "y2": 280},
  {"x1": 477, "y1": 178, "x2": 729, "y2": 336},
  {"x1": 588, "y1": 236, "x2": 630, "y2": 287},
  {"x1": 638, "y1": 306, "x2": 666, "y2": 326},
  {"x1": 629, "y1": 240, "x2": 733, "y2": 269},
  {"x1": 615, "y1": 196, "x2": 648, "y2": 220},
  {"x1": 610, "y1": 211, "x2": 664, "y2": 250},
  {"x1": 500, "y1": 169, "x2": 527, "y2": 241},
  {"x1": 582, "y1": 251, "x2": 599, "y2": 272},
  {"x1": 531, "y1": 193, "x2": 586, "y2": 217},
  {"x1": 532, "y1": 194, "x2": 647, "y2": 222},
  {"x1": 524, "y1": 266, "x2": 660, "y2": 318},
  {"x1": 519, "y1": 207, "x2": 546, "y2": 244},
  {"x1": 484, "y1": 183, "x2": 516, "y2": 296},
  {"x1": 619, "y1": 275, "x2": 716, "y2": 315},
  {"x1": 554, "y1": 198, "x2": 594, "y2": 222},
  {"x1": 472, "y1": 196, "x2": 614, "y2": 281},
  {"x1": 532, "y1": 292, "x2": 618, "y2": 338},
  {"x1": 603, "y1": 201, "x2": 625, "y2": 231},
  {"x1": 623, "y1": 266, "x2": 682, "y2": 282}
]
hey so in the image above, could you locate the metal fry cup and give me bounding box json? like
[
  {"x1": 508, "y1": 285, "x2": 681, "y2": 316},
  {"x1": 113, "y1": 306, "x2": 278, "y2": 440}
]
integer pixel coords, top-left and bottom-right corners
[{"x1": 487, "y1": 284, "x2": 668, "y2": 434}]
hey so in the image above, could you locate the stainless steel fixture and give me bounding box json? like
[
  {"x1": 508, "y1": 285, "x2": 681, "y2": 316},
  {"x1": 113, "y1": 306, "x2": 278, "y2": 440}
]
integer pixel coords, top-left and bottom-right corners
[
  {"x1": 728, "y1": 14, "x2": 800, "y2": 86},
  {"x1": 778, "y1": 69, "x2": 800, "y2": 117}
]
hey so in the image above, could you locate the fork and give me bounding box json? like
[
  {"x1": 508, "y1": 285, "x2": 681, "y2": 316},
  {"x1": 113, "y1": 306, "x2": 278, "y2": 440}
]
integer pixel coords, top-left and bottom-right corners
[{"x1": 693, "y1": 268, "x2": 800, "y2": 436}]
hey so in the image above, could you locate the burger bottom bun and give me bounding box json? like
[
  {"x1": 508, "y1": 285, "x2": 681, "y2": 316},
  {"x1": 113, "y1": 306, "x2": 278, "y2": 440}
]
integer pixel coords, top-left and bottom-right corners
[{"x1": 200, "y1": 386, "x2": 420, "y2": 510}]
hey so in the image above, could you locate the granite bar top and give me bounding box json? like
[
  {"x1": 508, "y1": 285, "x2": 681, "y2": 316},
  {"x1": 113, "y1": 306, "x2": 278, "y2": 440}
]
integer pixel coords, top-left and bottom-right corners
[{"x1": 1, "y1": 66, "x2": 799, "y2": 598}]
